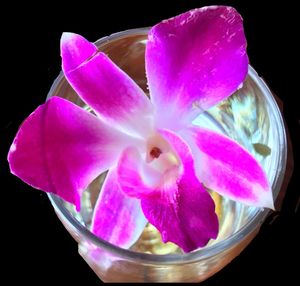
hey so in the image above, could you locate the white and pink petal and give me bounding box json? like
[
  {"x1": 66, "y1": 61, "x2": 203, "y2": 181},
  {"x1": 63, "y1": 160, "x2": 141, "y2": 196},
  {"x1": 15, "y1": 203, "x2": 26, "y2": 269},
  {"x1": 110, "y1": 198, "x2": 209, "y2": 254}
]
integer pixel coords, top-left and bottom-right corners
[
  {"x1": 61, "y1": 33, "x2": 154, "y2": 137},
  {"x1": 91, "y1": 169, "x2": 147, "y2": 248},
  {"x1": 183, "y1": 126, "x2": 274, "y2": 209}
]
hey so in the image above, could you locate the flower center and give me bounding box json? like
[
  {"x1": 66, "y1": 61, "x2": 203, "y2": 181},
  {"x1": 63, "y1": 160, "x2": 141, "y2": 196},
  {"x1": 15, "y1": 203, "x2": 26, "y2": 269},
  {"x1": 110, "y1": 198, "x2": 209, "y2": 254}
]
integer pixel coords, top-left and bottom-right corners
[
  {"x1": 145, "y1": 133, "x2": 181, "y2": 179},
  {"x1": 150, "y1": 147, "x2": 162, "y2": 159}
]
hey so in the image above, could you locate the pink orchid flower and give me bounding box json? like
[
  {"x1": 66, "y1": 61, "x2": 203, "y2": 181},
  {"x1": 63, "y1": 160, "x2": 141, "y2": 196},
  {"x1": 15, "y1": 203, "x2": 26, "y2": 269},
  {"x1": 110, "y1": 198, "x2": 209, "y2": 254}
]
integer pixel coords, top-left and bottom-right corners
[{"x1": 8, "y1": 6, "x2": 273, "y2": 252}]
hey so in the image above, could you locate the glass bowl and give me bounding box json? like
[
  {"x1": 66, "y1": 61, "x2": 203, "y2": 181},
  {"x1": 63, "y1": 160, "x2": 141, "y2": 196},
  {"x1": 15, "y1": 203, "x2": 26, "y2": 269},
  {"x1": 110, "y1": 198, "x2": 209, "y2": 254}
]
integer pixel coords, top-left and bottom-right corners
[{"x1": 47, "y1": 28, "x2": 287, "y2": 282}]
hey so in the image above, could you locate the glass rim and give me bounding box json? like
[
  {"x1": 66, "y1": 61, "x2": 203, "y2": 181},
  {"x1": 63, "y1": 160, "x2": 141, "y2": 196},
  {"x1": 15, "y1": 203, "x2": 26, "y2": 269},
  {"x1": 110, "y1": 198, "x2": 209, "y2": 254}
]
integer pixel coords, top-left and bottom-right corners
[{"x1": 47, "y1": 28, "x2": 287, "y2": 265}]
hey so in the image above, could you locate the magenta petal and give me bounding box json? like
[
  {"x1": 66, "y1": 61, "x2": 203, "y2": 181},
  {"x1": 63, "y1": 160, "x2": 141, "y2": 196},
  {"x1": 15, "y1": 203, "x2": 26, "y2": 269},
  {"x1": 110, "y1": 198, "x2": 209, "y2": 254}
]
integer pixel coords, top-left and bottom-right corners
[
  {"x1": 8, "y1": 97, "x2": 131, "y2": 210},
  {"x1": 184, "y1": 127, "x2": 274, "y2": 209},
  {"x1": 91, "y1": 169, "x2": 147, "y2": 248},
  {"x1": 142, "y1": 130, "x2": 218, "y2": 252},
  {"x1": 146, "y1": 6, "x2": 248, "y2": 130},
  {"x1": 61, "y1": 33, "x2": 154, "y2": 137}
]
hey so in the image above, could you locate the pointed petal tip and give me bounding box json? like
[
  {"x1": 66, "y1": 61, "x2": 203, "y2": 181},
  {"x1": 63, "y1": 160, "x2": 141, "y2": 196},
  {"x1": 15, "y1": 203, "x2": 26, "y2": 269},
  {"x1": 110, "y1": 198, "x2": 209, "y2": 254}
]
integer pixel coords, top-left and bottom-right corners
[
  {"x1": 8, "y1": 146, "x2": 18, "y2": 179},
  {"x1": 60, "y1": 32, "x2": 76, "y2": 44},
  {"x1": 7, "y1": 142, "x2": 16, "y2": 162},
  {"x1": 261, "y1": 188, "x2": 275, "y2": 210},
  {"x1": 269, "y1": 202, "x2": 275, "y2": 211},
  {"x1": 248, "y1": 183, "x2": 274, "y2": 210},
  {"x1": 60, "y1": 32, "x2": 97, "y2": 72},
  {"x1": 60, "y1": 33, "x2": 87, "y2": 52}
]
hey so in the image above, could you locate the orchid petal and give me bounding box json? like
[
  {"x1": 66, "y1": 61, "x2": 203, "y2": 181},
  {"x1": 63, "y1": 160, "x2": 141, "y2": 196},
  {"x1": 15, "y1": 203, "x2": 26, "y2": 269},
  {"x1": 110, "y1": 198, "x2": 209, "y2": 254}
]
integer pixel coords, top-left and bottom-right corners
[
  {"x1": 184, "y1": 127, "x2": 274, "y2": 209},
  {"x1": 91, "y1": 169, "x2": 147, "y2": 248},
  {"x1": 138, "y1": 130, "x2": 218, "y2": 252},
  {"x1": 8, "y1": 97, "x2": 132, "y2": 210},
  {"x1": 61, "y1": 33, "x2": 154, "y2": 137},
  {"x1": 146, "y1": 6, "x2": 248, "y2": 130}
]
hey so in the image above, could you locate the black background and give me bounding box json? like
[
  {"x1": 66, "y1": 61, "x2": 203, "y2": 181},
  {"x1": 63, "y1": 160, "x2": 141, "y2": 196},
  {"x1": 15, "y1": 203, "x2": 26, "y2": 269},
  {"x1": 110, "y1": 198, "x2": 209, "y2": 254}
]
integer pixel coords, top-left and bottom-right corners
[{"x1": 2, "y1": 1, "x2": 299, "y2": 284}]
